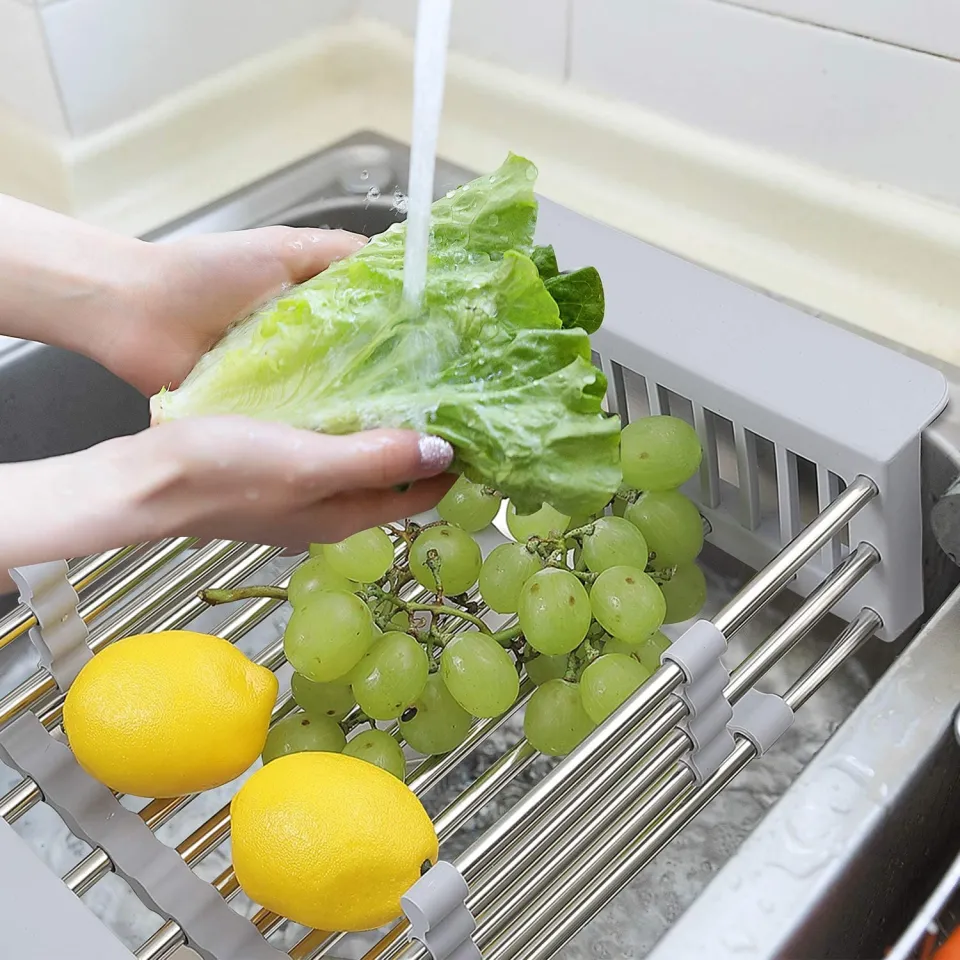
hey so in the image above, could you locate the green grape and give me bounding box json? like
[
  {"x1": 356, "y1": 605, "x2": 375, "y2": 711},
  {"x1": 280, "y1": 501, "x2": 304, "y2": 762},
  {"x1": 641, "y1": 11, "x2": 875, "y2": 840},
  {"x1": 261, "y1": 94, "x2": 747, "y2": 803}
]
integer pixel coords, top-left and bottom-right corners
[
  {"x1": 523, "y1": 679, "x2": 596, "y2": 756},
  {"x1": 437, "y1": 476, "x2": 502, "y2": 533},
  {"x1": 505, "y1": 502, "x2": 571, "y2": 542},
  {"x1": 660, "y1": 562, "x2": 707, "y2": 623},
  {"x1": 620, "y1": 415, "x2": 703, "y2": 492},
  {"x1": 478, "y1": 542, "x2": 543, "y2": 613},
  {"x1": 283, "y1": 591, "x2": 374, "y2": 682},
  {"x1": 261, "y1": 713, "x2": 346, "y2": 765},
  {"x1": 325, "y1": 527, "x2": 395, "y2": 583},
  {"x1": 399, "y1": 673, "x2": 473, "y2": 755},
  {"x1": 525, "y1": 653, "x2": 568, "y2": 685},
  {"x1": 590, "y1": 565, "x2": 666, "y2": 644},
  {"x1": 579, "y1": 654, "x2": 651, "y2": 724},
  {"x1": 601, "y1": 636, "x2": 641, "y2": 657},
  {"x1": 290, "y1": 672, "x2": 355, "y2": 721},
  {"x1": 409, "y1": 525, "x2": 482, "y2": 595},
  {"x1": 625, "y1": 490, "x2": 704, "y2": 569},
  {"x1": 441, "y1": 633, "x2": 520, "y2": 718},
  {"x1": 517, "y1": 568, "x2": 592, "y2": 655},
  {"x1": 343, "y1": 729, "x2": 407, "y2": 780},
  {"x1": 635, "y1": 630, "x2": 672, "y2": 674},
  {"x1": 580, "y1": 516, "x2": 649, "y2": 573},
  {"x1": 288, "y1": 555, "x2": 357, "y2": 609},
  {"x1": 308, "y1": 543, "x2": 325, "y2": 557},
  {"x1": 351, "y1": 632, "x2": 429, "y2": 720}
]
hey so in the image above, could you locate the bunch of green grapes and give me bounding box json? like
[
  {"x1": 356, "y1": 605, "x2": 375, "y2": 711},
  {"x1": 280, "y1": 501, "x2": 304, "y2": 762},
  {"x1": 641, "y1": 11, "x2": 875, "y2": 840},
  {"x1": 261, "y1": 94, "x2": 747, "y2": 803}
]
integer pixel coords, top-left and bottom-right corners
[{"x1": 210, "y1": 415, "x2": 708, "y2": 773}]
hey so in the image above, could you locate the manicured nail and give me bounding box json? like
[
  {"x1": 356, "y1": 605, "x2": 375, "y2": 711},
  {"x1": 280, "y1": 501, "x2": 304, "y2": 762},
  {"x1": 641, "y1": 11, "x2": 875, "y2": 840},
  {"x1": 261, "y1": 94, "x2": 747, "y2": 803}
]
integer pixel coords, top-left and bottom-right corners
[{"x1": 418, "y1": 435, "x2": 454, "y2": 474}]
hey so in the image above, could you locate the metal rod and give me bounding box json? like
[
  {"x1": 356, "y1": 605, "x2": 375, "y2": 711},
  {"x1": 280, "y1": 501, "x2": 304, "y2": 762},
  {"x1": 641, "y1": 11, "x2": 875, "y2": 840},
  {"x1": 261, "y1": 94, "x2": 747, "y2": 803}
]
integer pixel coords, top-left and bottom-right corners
[
  {"x1": 470, "y1": 571, "x2": 881, "y2": 956},
  {"x1": 0, "y1": 545, "x2": 140, "y2": 649},
  {"x1": 504, "y1": 609, "x2": 881, "y2": 960},
  {"x1": 724, "y1": 542, "x2": 879, "y2": 701},
  {"x1": 362, "y1": 542, "x2": 881, "y2": 960},
  {"x1": 713, "y1": 475, "x2": 877, "y2": 637},
  {"x1": 0, "y1": 540, "x2": 267, "y2": 731},
  {"x1": 465, "y1": 541, "x2": 879, "y2": 908},
  {"x1": 1, "y1": 544, "x2": 285, "y2": 825},
  {"x1": 454, "y1": 663, "x2": 684, "y2": 881}
]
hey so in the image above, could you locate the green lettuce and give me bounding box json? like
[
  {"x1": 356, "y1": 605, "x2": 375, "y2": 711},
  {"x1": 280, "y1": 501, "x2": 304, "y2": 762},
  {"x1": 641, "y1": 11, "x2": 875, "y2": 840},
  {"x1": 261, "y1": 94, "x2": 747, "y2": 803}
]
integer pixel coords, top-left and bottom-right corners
[{"x1": 151, "y1": 155, "x2": 621, "y2": 516}]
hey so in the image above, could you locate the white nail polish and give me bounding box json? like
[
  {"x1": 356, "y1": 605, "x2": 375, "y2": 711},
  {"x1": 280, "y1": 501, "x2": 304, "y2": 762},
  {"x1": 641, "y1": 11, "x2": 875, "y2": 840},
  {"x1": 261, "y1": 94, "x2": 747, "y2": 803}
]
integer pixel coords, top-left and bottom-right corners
[{"x1": 418, "y1": 435, "x2": 454, "y2": 473}]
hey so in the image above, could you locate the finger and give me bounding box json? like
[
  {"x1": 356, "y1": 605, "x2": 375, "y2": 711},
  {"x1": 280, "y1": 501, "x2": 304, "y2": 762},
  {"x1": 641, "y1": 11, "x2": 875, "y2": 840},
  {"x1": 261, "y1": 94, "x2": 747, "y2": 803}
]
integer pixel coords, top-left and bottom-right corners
[
  {"x1": 301, "y1": 430, "x2": 456, "y2": 493},
  {"x1": 251, "y1": 225, "x2": 368, "y2": 284}
]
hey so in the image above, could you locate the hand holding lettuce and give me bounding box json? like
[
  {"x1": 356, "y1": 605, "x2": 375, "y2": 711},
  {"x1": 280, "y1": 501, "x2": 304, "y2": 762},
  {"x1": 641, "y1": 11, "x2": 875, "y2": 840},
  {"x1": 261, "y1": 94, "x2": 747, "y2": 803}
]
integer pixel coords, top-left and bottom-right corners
[{"x1": 151, "y1": 155, "x2": 621, "y2": 516}]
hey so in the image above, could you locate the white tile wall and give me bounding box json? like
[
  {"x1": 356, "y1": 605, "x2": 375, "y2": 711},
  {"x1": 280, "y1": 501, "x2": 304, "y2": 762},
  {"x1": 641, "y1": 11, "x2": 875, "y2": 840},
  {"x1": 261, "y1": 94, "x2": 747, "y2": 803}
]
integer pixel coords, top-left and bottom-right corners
[
  {"x1": 721, "y1": 0, "x2": 960, "y2": 62},
  {"x1": 40, "y1": 0, "x2": 353, "y2": 136},
  {"x1": 568, "y1": 0, "x2": 960, "y2": 208},
  {"x1": 362, "y1": 0, "x2": 570, "y2": 82},
  {"x1": 0, "y1": 0, "x2": 66, "y2": 135}
]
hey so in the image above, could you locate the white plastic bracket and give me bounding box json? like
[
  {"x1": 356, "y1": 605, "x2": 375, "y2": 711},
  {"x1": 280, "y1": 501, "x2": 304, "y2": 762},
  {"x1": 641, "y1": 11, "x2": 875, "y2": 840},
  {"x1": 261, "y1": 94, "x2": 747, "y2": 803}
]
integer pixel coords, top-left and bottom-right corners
[
  {"x1": 401, "y1": 861, "x2": 480, "y2": 960},
  {"x1": 9, "y1": 561, "x2": 91, "y2": 690},
  {"x1": 661, "y1": 621, "x2": 736, "y2": 783},
  {"x1": 728, "y1": 688, "x2": 795, "y2": 755}
]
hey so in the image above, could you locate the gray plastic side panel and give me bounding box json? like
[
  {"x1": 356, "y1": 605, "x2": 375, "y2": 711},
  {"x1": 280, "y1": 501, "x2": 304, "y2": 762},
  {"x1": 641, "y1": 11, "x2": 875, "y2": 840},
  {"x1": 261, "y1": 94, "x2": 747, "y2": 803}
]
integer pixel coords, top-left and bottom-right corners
[
  {"x1": 0, "y1": 713, "x2": 285, "y2": 960},
  {"x1": 0, "y1": 816, "x2": 135, "y2": 960},
  {"x1": 536, "y1": 199, "x2": 948, "y2": 640}
]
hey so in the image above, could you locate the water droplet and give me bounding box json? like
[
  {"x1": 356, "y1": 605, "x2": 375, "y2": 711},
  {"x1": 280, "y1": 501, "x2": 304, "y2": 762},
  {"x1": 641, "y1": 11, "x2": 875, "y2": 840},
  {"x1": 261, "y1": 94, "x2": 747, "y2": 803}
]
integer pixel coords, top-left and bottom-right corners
[
  {"x1": 365, "y1": 186, "x2": 381, "y2": 203},
  {"x1": 392, "y1": 190, "x2": 409, "y2": 214},
  {"x1": 359, "y1": 169, "x2": 369, "y2": 180},
  {"x1": 526, "y1": 168, "x2": 536, "y2": 180},
  {"x1": 488, "y1": 214, "x2": 499, "y2": 226}
]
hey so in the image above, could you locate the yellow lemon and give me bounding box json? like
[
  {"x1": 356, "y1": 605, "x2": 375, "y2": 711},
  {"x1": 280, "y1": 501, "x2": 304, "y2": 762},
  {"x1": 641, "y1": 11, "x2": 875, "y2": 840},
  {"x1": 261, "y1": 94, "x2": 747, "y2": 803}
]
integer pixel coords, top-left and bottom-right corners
[
  {"x1": 231, "y1": 751, "x2": 438, "y2": 931},
  {"x1": 63, "y1": 630, "x2": 277, "y2": 797}
]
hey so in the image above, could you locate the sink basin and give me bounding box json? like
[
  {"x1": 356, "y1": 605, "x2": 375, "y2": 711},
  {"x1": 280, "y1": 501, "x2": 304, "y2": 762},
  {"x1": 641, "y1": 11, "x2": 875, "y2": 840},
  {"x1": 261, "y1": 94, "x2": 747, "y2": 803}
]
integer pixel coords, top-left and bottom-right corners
[{"x1": 2, "y1": 130, "x2": 960, "y2": 959}]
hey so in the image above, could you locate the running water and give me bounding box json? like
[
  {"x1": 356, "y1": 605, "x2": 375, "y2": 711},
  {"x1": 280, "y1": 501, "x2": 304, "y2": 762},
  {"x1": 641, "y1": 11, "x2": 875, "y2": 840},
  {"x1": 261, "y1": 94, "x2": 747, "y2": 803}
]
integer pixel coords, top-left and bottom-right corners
[{"x1": 402, "y1": 0, "x2": 453, "y2": 309}]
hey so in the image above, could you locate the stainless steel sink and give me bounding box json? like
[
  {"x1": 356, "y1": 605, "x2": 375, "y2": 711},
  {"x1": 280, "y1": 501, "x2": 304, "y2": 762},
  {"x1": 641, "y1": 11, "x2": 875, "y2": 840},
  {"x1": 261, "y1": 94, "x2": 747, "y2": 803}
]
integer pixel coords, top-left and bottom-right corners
[{"x1": 2, "y1": 130, "x2": 960, "y2": 959}]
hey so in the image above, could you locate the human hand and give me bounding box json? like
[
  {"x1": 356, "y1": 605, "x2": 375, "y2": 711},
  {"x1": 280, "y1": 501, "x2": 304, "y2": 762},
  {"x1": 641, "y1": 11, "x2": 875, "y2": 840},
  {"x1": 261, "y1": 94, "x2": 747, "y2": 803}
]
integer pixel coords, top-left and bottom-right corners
[
  {"x1": 0, "y1": 196, "x2": 366, "y2": 397},
  {"x1": 0, "y1": 418, "x2": 455, "y2": 591},
  {"x1": 101, "y1": 225, "x2": 368, "y2": 396}
]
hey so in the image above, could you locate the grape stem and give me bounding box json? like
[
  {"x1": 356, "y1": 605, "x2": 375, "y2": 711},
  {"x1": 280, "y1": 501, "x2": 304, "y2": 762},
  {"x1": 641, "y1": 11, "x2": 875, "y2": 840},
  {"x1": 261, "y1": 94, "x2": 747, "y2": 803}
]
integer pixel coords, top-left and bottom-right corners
[
  {"x1": 200, "y1": 586, "x2": 288, "y2": 605},
  {"x1": 648, "y1": 566, "x2": 676, "y2": 585},
  {"x1": 365, "y1": 584, "x2": 493, "y2": 635}
]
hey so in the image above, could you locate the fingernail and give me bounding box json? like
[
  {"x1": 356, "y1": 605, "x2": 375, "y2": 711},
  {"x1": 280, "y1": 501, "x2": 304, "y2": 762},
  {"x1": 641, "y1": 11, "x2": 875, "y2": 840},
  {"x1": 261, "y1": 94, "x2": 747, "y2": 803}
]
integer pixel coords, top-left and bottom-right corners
[{"x1": 418, "y1": 435, "x2": 454, "y2": 474}]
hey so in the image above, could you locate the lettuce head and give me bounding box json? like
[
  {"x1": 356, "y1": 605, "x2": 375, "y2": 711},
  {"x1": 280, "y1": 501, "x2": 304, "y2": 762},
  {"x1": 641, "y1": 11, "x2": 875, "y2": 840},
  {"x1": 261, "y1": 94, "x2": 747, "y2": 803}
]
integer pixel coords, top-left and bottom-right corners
[{"x1": 151, "y1": 154, "x2": 621, "y2": 516}]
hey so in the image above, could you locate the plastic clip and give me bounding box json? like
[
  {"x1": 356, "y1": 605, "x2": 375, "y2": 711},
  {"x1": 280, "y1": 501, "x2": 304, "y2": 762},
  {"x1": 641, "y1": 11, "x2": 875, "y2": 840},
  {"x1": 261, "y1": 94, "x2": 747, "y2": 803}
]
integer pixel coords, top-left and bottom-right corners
[
  {"x1": 8, "y1": 561, "x2": 91, "y2": 691},
  {"x1": 728, "y1": 688, "x2": 795, "y2": 755},
  {"x1": 401, "y1": 861, "x2": 480, "y2": 960},
  {"x1": 661, "y1": 620, "x2": 735, "y2": 783}
]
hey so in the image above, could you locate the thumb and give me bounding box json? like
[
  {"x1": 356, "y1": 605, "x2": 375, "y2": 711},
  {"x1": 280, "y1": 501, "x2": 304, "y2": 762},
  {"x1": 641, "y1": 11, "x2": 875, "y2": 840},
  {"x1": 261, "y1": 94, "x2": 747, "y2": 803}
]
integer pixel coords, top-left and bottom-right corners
[{"x1": 315, "y1": 430, "x2": 455, "y2": 492}]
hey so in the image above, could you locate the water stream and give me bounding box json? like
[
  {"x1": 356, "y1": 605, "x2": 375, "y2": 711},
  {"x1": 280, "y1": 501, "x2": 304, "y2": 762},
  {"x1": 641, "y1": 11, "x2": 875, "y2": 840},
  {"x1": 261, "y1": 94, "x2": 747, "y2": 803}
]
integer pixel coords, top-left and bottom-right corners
[{"x1": 402, "y1": 0, "x2": 453, "y2": 308}]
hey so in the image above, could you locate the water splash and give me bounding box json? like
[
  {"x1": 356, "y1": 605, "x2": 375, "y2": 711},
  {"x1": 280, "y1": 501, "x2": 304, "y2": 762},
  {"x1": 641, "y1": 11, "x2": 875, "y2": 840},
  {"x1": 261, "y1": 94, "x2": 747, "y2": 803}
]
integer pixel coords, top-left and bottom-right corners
[{"x1": 402, "y1": 0, "x2": 453, "y2": 308}]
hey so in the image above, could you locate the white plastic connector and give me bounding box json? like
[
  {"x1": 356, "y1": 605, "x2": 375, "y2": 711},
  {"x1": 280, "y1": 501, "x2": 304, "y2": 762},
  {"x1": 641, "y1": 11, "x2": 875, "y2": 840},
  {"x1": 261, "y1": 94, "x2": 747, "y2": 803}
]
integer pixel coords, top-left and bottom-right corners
[
  {"x1": 727, "y1": 689, "x2": 795, "y2": 755},
  {"x1": 9, "y1": 561, "x2": 91, "y2": 690},
  {"x1": 401, "y1": 861, "x2": 480, "y2": 960},
  {"x1": 660, "y1": 621, "x2": 737, "y2": 784}
]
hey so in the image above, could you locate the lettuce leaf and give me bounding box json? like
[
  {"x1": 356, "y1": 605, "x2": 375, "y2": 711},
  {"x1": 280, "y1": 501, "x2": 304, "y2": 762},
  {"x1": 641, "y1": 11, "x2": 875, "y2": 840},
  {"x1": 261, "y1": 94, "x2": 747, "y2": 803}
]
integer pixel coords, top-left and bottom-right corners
[{"x1": 151, "y1": 154, "x2": 621, "y2": 516}]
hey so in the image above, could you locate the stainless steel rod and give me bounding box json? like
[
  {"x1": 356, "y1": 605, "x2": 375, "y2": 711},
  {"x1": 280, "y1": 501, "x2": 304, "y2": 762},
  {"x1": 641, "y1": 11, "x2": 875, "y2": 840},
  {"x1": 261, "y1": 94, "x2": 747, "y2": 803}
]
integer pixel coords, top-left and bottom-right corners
[
  {"x1": 501, "y1": 609, "x2": 881, "y2": 960},
  {"x1": 454, "y1": 663, "x2": 684, "y2": 880},
  {"x1": 1, "y1": 543, "x2": 283, "y2": 825},
  {"x1": 0, "y1": 540, "x2": 265, "y2": 731},
  {"x1": 463, "y1": 541, "x2": 879, "y2": 914},
  {"x1": 0, "y1": 545, "x2": 140, "y2": 649},
  {"x1": 713, "y1": 475, "x2": 877, "y2": 637},
  {"x1": 362, "y1": 543, "x2": 881, "y2": 960}
]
